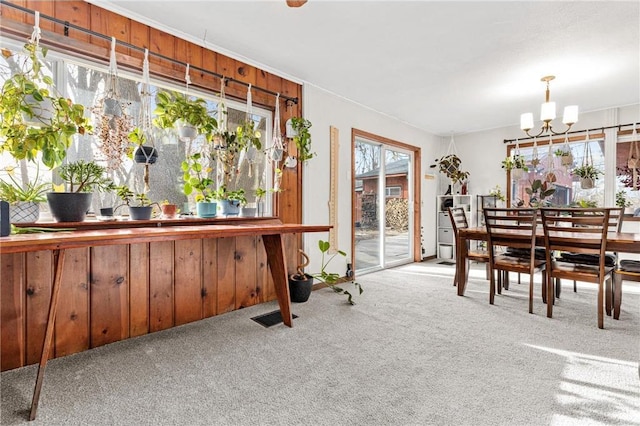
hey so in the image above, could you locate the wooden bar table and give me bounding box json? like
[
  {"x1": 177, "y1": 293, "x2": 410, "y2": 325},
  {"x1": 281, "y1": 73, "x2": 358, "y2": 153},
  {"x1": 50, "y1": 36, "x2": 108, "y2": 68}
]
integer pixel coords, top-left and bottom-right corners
[{"x1": 0, "y1": 222, "x2": 330, "y2": 420}]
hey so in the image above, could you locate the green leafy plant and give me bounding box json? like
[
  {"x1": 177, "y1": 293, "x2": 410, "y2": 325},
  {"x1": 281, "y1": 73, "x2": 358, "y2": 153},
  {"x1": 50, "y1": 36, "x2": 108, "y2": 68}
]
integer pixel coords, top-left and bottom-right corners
[
  {"x1": 311, "y1": 240, "x2": 363, "y2": 305},
  {"x1": 501, "y1": 154, "x2": 528, "y2": 172},
  {"x1": 0, "y1": 42, "x2": 92, "y2": 169},
  {"x1": 235, "y1": 119, "x2": 262, "y2": 151},
  {"x1": 488, "y1": 185, "x2": 505, "y2": 202},
  {"x1": 571, "y1": 164, "x2": 602, "y2": 180},
  {"x1": 289, "y1": 117, "x2": 314, "y2": 162},
  {"x1": 554, "y1": 148, "x2": 572, "y2": 157},
  {"x1": 0, "y1": 165, "x2": 48, "y2": 203},
  {"x1": 520, "y1": 179, "x2": 555, "y2": 207},
  {"x1": 153, "y1": 90, "x2": 217, "y2": 141},
  {"x1": 615, "y1": 190, "x2": 632, "y2": 208},
  {"x1": 114, "y1": 185, "x2": 152, "y2": 207},
  {"x1": 572, "y1": 198, "x2": 598, "y2": 208},
  {"x1": 181, "y1": 152, "x2": 215, "y2": 202},
  {"x1": 56, "y1": 160, "x2": 112, "y2": 193},
  {"x1": 211, "y1": 186, "x2": 247, "y2": 204},
  {"x1": 434, "y1": 154, "x2": 469, "y2": 184}
]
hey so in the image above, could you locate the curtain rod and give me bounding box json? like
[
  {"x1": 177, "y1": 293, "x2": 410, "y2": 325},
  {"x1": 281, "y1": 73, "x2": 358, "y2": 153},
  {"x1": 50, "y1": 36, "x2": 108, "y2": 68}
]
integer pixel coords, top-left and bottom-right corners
[
  {"x1": 503, "y1": 122, "x2": 638, "y2": 144},
  {"x1": 0, "y1": 0, "x2": 299, "y2": 106}
]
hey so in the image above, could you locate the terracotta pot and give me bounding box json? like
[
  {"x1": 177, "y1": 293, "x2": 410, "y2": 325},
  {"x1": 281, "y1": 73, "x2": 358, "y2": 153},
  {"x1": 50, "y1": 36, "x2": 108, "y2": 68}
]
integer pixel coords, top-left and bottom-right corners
[{"x1": 161, "y1": 204, "x2": 178, "y2": 218}]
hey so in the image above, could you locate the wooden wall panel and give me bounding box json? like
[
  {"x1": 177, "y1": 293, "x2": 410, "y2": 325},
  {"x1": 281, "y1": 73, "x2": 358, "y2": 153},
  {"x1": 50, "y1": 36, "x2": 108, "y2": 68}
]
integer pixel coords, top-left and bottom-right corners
[
  {"x1": 25, "y1": 251, "x2": 52, "y2": 365},
  {"x1": 0, "y1": 0, "x2": 26, "y2": 24},
  {"x1": 202, "y1": 238, "x2": 218, "y2": 318},
  {"x1": 149, "y1": 27, "x2": 175, "y2": 74},
  {"x1": 89, "y1": 246, "x2": 128, "y2": 348},
  {"x1": 1, "y1": 253, "x2": 25, "y2": 370},
  {"x1": 129, "y1": 243, "x2": 149, "y2": 337},
  {"x1": 235, "y1": 236, "x2": 258, "y2": 309},
  {"x1": 129, "y1": 19, "x2": 149, "y2": 52},
  {"x1": 216, "y1": 237, "x2": 236, "y2": 314},
  {"x1": 25, "y1": 1, "x2": 54, "y2": 32},
  {"x1": 89, "y1": 4, "x2": 130, "y2": 53},
  {"x1": 174, "y1": 239, "x2": 203, "y2": 326},
  {"x1": 54, "y1": 1, "x2": 91, "y2": 43},
  {"x1": 149, "y1": 241, "x2": 174, "y2": 332},
  {"x1": 54, "y1": 248, "x2": 89, "y2": 357}
]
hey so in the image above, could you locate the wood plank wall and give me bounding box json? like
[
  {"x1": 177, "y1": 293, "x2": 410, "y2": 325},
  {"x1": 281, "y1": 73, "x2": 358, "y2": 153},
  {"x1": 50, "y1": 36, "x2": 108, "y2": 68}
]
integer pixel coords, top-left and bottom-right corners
[
  {"x1": 0, "y1": 234, "x2": 294, "y2": 371},
  {"x1": 0, "y1": 1, "x2": 305, "y2": 371}
]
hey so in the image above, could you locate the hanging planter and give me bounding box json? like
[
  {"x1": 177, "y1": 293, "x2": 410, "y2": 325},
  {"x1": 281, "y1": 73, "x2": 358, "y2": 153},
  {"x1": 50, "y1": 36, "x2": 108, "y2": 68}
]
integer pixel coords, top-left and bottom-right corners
[
  {"x1": 133, "y1": 145, "x2": 158, "y2": 164},
  {"x1": 580, "y1": 177, "x2": 595, "y2": 189},
  {"x1": 91, "y1": 37, "x2": 133, "y2": 170}
]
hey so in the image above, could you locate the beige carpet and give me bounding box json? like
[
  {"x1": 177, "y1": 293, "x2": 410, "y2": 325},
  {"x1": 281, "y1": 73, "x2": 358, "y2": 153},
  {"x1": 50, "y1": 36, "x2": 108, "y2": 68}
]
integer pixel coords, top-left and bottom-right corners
[{"x1": 1, "y1": 260, "x2": 639, "y2": 425}]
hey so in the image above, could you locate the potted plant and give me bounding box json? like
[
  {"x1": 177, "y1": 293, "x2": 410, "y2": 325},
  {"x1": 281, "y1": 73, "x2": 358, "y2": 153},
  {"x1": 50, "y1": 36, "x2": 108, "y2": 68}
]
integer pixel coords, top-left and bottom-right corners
[
  {"x1": 255, "y1": 187, "x2": 267, "y2": 217},
  {"x1": 523, "y1": 179, "x2": 555, "y2": 207},
  {"x1": 153, "y1": 90, "x2": 217, "y2": 141},
  {"x1": 235, "y1": 119, "x2": 263, "y2": 152},
  {"x1": 615, "y1": 190, "x2": 633, "y2": 213},
  {"x1": 212, "y1": 186, "x2": 246, "y2": 216},
  {"x1": 554, "y1": 148, "x2": 573, "y2": 166},
  {"x1": 160, "y1": 200, "x2": 178, "y2": 219},
  {"x1": 128, "y1": 127, "x2": 158, "y2": 164},
  {"x1": 571, "y1": 164, "x2": 602, "y2": 189},
  {"x1": 287, "y1": 117, "x2": 314, "y2": 162},
  {"x1": 288, "y1": 240, "x2": 363, "y2": 305},
  {"x1": 501, "y1": 154, "x2": 528, "y2": 180},
  {"x1": 114, "y1": 185, "x2": 156, "y2": 220},
  {"x1": 181, "y1": 152, "x2": 216, "y2": 218},
  {"x1": 47, "y1": 160, "x2": 112, "y2": 222},
  {"x1": 0, "y1": 41, "x2": 92, "y2": 169},
  {"x1": 0, "y1": 165, "x2": 48, "y2": 223}
]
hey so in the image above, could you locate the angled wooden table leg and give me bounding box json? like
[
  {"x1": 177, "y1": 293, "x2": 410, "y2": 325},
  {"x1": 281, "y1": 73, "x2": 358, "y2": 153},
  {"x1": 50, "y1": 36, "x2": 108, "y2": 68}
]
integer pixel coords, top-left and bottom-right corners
[
  {"x1": 262, "y1": 234, "x2": 293, "y2": 327},
  {"x1": 29, "y1": 249, "x2": 65, "y2": 421}
]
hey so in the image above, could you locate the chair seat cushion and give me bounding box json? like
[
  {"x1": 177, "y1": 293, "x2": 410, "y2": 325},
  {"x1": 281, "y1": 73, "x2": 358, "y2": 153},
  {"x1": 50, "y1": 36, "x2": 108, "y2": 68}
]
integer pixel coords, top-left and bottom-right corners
[
  {"x1": 559, "y1": 252, "x2": 617, "y2": 267},
  {"x1": 619, "y1": 259, "x2": 640, "y2": 273},
  {"x1": 505, "y1": 247, "x2": 547, "y2": 260}
]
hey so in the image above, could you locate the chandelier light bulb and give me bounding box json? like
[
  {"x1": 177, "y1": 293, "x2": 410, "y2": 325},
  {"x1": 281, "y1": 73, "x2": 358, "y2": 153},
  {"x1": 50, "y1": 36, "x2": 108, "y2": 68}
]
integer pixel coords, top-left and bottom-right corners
[
  {"x1": 520, "y1": 113, "x2": 534, "y2": 131},
  {"x1": 562, "y1": 105, "x2": 579, "y2": 125},
  {"x1": 540, "y1": 102, "x2": 556, "y2": 122}
]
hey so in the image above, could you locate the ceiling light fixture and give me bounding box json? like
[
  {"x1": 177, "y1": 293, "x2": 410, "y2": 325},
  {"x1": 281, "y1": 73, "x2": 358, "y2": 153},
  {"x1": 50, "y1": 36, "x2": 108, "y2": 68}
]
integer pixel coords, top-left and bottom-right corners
[
  {"x1": 520, "y1": 75, "x2": 578, "y2": 137},
  {"x1": 286, "y1": 0, "x2": 307, "y2": 7}
]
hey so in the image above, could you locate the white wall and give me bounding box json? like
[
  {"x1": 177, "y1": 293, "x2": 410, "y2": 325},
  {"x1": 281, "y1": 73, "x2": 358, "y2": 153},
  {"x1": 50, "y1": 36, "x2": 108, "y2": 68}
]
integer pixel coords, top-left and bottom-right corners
[{"x1": 301, "y1": 84, "x2": 441, "y2": 275}]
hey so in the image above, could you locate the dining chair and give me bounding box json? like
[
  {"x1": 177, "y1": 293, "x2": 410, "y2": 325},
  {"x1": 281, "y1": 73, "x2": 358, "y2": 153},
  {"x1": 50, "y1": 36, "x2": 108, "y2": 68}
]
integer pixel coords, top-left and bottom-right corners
[
  {"x1": 483, "y1": 208, "x2": 546, "y2": 313},
  {"x1": 539, "y1": 207, "x2": 614, "y2": 329},
  {"x1": 448, "y1": 207, "x2": 490, "y2": 287},
  {"x1": 558, "y1": 207, "x2": 623, "y2": 293},
  {"x1": 612, "y1": 260, "x2": 640, "y2": 320}
]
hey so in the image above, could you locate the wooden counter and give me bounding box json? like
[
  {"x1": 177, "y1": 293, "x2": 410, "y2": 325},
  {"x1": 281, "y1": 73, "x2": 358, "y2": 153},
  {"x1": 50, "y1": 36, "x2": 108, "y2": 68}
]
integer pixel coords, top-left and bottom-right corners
[{"x1": 1, "y1": 221, "x2": 330, "y2": 420}]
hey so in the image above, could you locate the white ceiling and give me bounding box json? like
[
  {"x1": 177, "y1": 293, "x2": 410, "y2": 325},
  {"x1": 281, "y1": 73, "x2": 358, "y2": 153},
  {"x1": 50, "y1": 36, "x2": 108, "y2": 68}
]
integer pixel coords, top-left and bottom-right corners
[{"x1": 92, "y1": 0, "x2": 640, "y2": 136}]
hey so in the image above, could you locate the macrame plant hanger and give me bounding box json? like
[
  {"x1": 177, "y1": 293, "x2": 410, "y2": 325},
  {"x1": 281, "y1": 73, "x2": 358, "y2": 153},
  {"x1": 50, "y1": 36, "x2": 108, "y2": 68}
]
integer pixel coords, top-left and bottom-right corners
[
  {"x1": 531, "y1": 136, "x2": 540, "y2": 169},
  {"x1": 242, "y1": 84, "x2": 257, "y2": 178},
  {"x1": 214, "y1": 78, "x2": 228, "y2": 149},
  {"x1": 271, "y1": 94, "x2": 284, "y2": 191},
  {"x1": 545, "y1": 134, "x2": 556, "y2": 182},
  {"x1": 629, "y1": 124, "x2": 640, "y2": 190},
  {"x1": 138, "y1": 48, "x2": 157, "y2": 192}
]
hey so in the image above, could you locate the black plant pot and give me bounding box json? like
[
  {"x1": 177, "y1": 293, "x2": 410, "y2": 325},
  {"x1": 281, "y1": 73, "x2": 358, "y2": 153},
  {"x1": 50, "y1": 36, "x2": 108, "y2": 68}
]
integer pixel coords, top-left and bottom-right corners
[
  {"x1": 133, "y1": 145, "x2": 158, "y2": 164},
  {"x1": 288, "y1": 273, "x2": 314, "y2": 303},
  {"x1": 128, "y1": 206, "x2": 153, "y2": 220},
  {"x1": 47, "y1": 192, "x2": 93, "y2": 222}
]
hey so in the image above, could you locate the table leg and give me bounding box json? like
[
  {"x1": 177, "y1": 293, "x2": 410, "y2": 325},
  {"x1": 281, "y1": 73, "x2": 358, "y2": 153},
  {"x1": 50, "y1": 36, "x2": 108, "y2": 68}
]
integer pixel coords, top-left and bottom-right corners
[
  {"x1": 456, "y1": 237, "x2": 468, "y2": 296},
  {"x1": 262, "y1": 234, "x2": 293, "y2": 327},
  {"x1": 29, "y1": 249, "x2": 65, "y2": 421}
]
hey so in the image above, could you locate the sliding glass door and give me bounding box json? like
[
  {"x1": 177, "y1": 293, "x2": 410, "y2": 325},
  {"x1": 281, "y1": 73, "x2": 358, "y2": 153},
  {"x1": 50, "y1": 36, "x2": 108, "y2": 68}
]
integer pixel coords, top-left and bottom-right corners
[{"x1": 354, "y1": 137, "x2": 414, "y2": 275}]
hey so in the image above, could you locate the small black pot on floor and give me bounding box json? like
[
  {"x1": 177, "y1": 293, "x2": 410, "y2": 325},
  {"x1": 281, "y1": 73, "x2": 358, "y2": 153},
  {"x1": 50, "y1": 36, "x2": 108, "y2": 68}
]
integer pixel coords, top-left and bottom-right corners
[{"x1": 288, "y1": 273, "x2": 314, "y2": 303}]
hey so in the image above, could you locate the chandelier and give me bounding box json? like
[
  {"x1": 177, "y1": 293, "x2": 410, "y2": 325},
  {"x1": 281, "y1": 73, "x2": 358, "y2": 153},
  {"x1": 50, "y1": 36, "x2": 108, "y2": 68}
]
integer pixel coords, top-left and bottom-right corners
[{"x1": 520, "y1": 75, "x2": 579, "y2": 137}]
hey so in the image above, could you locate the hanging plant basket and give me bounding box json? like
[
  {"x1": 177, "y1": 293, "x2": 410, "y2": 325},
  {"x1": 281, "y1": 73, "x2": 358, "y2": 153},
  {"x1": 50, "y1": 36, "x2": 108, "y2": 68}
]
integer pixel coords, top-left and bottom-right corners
[
  {"x1": 561, "y1": 154, "x2": 573, "y2": 167},
  {"x1": 580, "y1": 177, "x2": 595, "y2": 189},
  {"x1": 134, "y1": 145, "x2": 158, "y2": 164},
  {"x1": 511, "y1": 168, "x2": 525, "y2": 180}
]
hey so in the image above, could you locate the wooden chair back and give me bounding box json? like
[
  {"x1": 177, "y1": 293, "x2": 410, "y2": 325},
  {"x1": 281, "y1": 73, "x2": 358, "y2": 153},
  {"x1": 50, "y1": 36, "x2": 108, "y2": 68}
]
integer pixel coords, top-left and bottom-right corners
[
  {"x1": 447, "y1": 206, "x2": 469, "y2": 236},
  {"x1": 539, "y1": 207, "x2": 613, "y2": 328}
]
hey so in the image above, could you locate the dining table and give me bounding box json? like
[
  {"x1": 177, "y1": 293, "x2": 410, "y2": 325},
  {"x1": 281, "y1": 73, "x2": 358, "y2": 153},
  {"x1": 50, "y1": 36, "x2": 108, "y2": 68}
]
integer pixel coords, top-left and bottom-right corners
[{"x1": 455, "y1": 227, "x2": 640, "y2": 297}]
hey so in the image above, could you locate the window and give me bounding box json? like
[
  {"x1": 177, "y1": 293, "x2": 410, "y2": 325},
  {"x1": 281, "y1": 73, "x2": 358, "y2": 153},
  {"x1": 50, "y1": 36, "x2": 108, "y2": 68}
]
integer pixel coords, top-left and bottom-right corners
[
  {"x1": 1, "y1": 40, "x2": 273, "y2": 216},
  {"x1": 615, "y1": 133, "x2": 640, "y2": 212},
  {"x1": 385, "y1": 186, "x2": 402, "y2": 197},
  {"x1": 507, "y1": 137, "x2": 605, "y2": 207}
]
